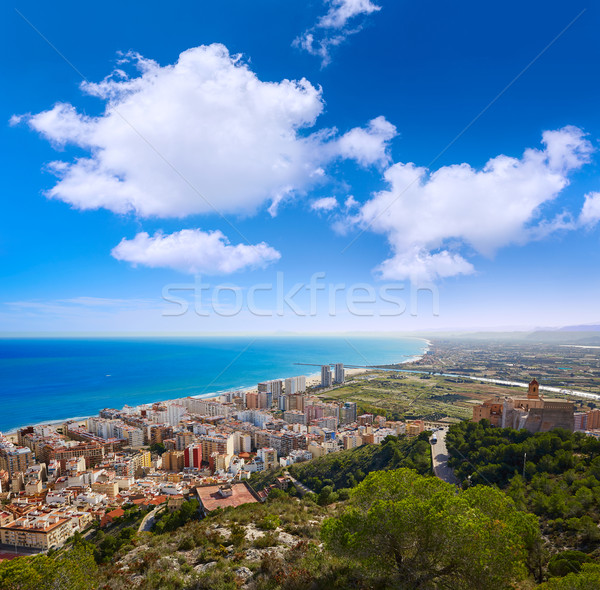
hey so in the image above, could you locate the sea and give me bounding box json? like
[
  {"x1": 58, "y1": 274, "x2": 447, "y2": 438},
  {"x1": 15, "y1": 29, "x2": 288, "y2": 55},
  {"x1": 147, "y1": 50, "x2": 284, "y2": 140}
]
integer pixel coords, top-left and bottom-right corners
[{"x1": 0, "y1": 336, "x2": 428, "y2": 433}]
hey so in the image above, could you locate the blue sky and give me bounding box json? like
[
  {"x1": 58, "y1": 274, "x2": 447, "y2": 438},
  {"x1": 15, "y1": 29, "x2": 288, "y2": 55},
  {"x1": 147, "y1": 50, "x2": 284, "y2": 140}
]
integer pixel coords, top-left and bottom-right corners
[{"x1": 1, "y1": 0, "x2": 600, "y2": 333}]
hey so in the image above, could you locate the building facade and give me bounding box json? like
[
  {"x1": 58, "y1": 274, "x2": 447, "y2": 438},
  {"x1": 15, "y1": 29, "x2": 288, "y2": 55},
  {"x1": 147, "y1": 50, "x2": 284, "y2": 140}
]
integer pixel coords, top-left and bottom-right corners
[{"x1": 321, "y1": 365, "x2": 332, "y2": 388}]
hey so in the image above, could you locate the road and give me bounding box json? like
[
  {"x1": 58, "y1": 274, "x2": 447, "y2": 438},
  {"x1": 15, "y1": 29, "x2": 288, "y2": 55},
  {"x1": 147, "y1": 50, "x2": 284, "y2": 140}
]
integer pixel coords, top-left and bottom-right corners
[
  {"x1": 430, "y1": 428, "x2": 459, "y2": 486},
  {"x1": 138, "y1": 503, "x2": 165, "y2": 533}
]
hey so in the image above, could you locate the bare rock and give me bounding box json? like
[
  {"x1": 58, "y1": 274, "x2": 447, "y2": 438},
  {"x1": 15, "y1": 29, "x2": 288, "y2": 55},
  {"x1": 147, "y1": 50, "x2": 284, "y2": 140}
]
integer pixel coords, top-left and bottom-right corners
[{"x1": 194, "y1": 561, "x2": 217, "y2": 573}]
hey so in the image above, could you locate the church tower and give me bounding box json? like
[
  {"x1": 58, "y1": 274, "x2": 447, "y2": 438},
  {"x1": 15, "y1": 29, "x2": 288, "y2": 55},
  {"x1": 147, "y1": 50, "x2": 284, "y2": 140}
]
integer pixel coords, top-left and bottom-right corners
[{"x1": 527, "y1": 378, "x2": 540, "y2": 399}]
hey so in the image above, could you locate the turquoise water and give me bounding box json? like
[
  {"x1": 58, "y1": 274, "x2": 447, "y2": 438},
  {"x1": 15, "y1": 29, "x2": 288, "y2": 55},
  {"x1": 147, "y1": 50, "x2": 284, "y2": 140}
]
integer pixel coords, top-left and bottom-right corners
[{"x1": 0, "y1": 336, "x2": 427, "y2": 432}]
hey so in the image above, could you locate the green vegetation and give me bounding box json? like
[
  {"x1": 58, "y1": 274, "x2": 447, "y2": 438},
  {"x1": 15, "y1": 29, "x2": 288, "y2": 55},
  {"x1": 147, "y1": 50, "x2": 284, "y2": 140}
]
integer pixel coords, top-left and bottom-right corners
[
  {"x1": 92, "y1": 527, "x2": 137, "y2": 563},
  {"x1": 89, "y1": 469, "x2": 545, "y2": 589},
  {"x1": 247, "y1": 468, "x2": 285, "y2": 491},
  {"x1": 150, "y1": 442, "x2": 167, "y2": 455},
  {"x1": 12, "y1": 409, "x2": 600, "y2": 588},
  {"x1": 152, "y1": 499, "x2": 200, "y2": 534},
  {"x1": 289, "y1": 433, "x2": 431, "y2": 492},
  {"x1": 537, "y1": 563, "x2": 600, "y2": 589},
  {"x1": 98, "y1": 492, "x2": 331, "y2": 589},
  {"x1": 78, "y1": 504, "x2": 151, "y2": 563},
  {"x1": 3, "y1": 460, "x2": 591, "y2": 589},
  {"x1": 323, "y1": 468, "x2": 541, "y2": 589},
  {"x1": 547, "y1": 551, "x2": 592, "y2": 577},
  {"x1": 318, "y1": 372, "x2": 493, "y2": 421},
  {"x1": 0, "y1": 543, "x2": 97, "y2": 590},
  {"x1": 447, "y1": 421, "x2": 600, "y2": 553}
]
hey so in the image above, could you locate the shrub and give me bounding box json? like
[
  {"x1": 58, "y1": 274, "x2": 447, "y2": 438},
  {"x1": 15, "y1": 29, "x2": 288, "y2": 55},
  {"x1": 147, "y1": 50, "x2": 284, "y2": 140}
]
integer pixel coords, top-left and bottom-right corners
[
  {"x1": 178, "y1": 537, "x2": 195, "y2": 551},
  {"x1": 258, "y1": 514, "x2": 281, "y2": 530},
  {"x1": 253, "y1": 532, "x2": 279, "y2": 548},
  {"x1": 548, "y1": 551, "x2": 592, "y2": 578}
]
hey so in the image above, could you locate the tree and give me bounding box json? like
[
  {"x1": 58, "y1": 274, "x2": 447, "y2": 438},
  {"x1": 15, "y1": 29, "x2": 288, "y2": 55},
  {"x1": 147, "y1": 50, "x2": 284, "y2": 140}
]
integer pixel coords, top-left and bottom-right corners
[
  {"x1": 267, "y1": 488, "x2": 286, "y2": 501},
  {"x1": 152, "y1": 499, "x2": 199, "y2": 533},
  {"x1": 321, "y1": 468, "x2": 540, "y2": 590},
  {"x1": 150, "y1": 442, "x2": 166, "y2": 455},
  {"x1": 537, "y1": 563, "x2": 600, "y2": 589},
  {"x1": 0, "y1": 545, "x2": 97, "y2": 590},
  {"x1": 547, "y1": 550, "x2": 592, "y2": 578},
  {"x1": 317, "y1": 485, "x2": 334, "y2": 506}
]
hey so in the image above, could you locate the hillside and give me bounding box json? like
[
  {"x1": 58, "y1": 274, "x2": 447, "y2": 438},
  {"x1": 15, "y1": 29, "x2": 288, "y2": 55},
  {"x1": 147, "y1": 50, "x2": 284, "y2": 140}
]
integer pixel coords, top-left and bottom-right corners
[
  {"x1": 288, "y1": 432, "x2": 432, "y2": 492},
  {"x1": 8, "y1": 428, "x2": 600, "y2": 588},
  {"x1": 447, "y1": 421, "x2": 600, "y2": 555},
  {"x1": 0, "y1": 471, "x2": 549, "y2": 590}
]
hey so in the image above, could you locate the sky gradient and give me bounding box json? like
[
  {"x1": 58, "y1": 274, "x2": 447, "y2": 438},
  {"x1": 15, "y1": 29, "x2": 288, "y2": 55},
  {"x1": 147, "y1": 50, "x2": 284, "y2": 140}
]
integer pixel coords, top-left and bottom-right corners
[{"x1": 1, "y1": 0, "x2": 599, "y2": 333}]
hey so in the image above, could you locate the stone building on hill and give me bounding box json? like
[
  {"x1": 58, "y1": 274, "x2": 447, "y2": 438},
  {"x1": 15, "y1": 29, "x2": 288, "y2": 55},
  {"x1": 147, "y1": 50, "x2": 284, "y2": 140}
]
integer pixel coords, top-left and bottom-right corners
[{"x1": 472, "y1": 379, "x2": 574, "y2": 433}]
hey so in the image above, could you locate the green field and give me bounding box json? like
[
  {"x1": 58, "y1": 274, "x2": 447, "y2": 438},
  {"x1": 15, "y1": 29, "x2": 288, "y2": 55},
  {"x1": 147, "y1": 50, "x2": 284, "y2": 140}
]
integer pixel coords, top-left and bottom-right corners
[{"x1": 317, "y1": 371, "x2": 529, "y2": 422}]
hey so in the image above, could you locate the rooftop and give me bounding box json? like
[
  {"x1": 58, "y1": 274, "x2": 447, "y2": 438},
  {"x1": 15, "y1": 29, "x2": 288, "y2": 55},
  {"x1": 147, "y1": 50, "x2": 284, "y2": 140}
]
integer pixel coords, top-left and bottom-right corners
[
  {"x1": 1, "y1": 515, "x2": 69, "y2": 533},
  {"x1": 195, "y1": 483, "x2": 258, "y2": 512}
]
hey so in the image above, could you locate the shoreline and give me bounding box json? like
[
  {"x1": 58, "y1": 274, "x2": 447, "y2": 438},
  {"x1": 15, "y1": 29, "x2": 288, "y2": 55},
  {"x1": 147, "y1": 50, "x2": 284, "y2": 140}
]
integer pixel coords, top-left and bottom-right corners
[
  {"x1": 1, "y1": 368, "x2": 386, "y2": 436},
  {"x1": 3, "y1": 340, "x2": 430, "y2": 436}
]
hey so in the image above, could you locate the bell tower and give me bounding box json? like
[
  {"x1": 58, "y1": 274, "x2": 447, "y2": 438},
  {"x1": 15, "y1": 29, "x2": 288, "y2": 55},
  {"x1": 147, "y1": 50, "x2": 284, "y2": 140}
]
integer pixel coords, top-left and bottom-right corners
[{"x1": 527, "y1": 378, "x2": 540, "y2": 399}]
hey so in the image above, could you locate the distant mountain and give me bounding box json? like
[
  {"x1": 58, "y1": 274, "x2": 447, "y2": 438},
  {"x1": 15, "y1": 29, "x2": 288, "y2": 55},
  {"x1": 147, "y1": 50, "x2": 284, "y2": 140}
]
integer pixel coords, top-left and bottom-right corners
[
  {"x1": 558, "y1": 324, "x2": 600, "y2": 332},
  {"x1": 525, "y1": 331, "x2": 600, "y2": 345},
  {"x1": 404, "y1": 324, "x2": 600, "y2": 343}
]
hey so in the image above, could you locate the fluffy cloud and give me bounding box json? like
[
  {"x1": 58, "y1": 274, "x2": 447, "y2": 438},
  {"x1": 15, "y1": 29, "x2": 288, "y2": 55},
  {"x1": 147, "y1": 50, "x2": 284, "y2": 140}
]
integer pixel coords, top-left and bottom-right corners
[
  {"x1": 352, "y1": 126, "x2": 594, "y2": 281},
  {"x1": 333, "y1": 116, "x2": 397, "y2": 166},
  {"x1": 579, "y1": 192, "x2": 600, "y2": 227},
  {"x1": 344, "y1": 195, "x2": 359, "y2": 209},
  {"x1": 18, "y1": 45, "x2": 394, "y2": 222},
  {"x1": 311, "y1": 196, "x2": 338, "y2": 212},
  {"x1": 22, "y1": 45, "x2": 323, "y2": 218},
  {"x1": 317, "y1": 0, "x2": 381, "y2": 29},
  {"x1": 295, "y1": 0, "x2": 381, "y2": 66},
  {"x1": 111, "y1": 229, "x2": 281, "y2": 274}
]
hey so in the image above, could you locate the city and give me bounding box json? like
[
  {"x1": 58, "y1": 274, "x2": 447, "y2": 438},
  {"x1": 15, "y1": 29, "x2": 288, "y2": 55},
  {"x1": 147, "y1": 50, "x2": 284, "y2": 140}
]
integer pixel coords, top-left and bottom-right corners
[
  {"x1": 2, "y1": 0, "x2": 599, "y2": 587},
  {"x1": 0, "y1": 362, "x2": 431, "y2": 555}
]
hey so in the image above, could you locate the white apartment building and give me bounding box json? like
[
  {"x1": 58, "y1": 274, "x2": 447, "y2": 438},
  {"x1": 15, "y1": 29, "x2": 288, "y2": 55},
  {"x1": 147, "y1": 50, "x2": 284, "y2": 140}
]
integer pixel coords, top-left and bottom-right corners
[
  {"x1": 184, "y1": 397, "x2": 232, "y2": 417},
  {"x1": 236, "y1": 409, "x2": 271, "y2": 428},
  {"x1": 285, "y1": 375, "x2": 306, "y2": 395},
  {"x1": 167, "y1": 404, "x2": 186, "y2": 427},
  {"x1": 234, "y1": 432, "x2": 252, "y2": 453},
  {"x1": 258, "y1": 380, "x2": 284, "y2": 400}
]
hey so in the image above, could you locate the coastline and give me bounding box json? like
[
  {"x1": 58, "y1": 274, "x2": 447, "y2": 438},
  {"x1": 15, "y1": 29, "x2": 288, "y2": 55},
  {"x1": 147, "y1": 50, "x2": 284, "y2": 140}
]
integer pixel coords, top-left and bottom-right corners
[
  {"x1": 3, "y1": 338, "x2": 430, "y2": 436},
  {"x1": 2, "y1": 371, "x2": 366, "y2": 436}
]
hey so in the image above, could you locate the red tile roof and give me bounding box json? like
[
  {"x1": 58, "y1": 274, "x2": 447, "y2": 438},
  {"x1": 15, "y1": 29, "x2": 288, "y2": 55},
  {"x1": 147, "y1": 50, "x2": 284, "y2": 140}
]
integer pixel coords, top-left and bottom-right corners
[{"x1": 107, "y1": 508, "x2": 124, "y2": 519}]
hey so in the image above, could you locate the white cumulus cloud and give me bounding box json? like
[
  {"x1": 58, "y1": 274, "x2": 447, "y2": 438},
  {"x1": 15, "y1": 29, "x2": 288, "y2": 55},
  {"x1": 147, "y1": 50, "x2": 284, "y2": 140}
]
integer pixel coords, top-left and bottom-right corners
[
  {"x1": 579, "y1": 192, "x2": 600, "y2": 228},
  {"x1": 311, "y1": 196, "x2": 339, "y2": 212},
  {"x1": 111, "y1": 229, "x2": 281, "y2": 274},
  {"x1": 22, "y1": 45, "x2": 324, "y2": 218},
  {"x1": 295, "y1": 0, "x2": 381, "y2": 66},
  {"x1": 18, "y1": 44, "x2": 394, "y2": 223},
  {"x1": 351, "y1": 126, "x2": 594, "y2": 281},
  {"x1": 332, "y1": 116, "x2": 397, "y2": 166}
]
